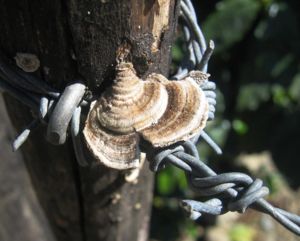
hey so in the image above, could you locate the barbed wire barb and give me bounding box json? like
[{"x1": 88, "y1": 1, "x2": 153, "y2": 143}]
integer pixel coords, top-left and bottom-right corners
[{"x1": 0, "y1": 0, "x2": 299, "y2": 237}]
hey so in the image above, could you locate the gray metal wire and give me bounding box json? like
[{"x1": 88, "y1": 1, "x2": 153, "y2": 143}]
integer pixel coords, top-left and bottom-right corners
[
  {"x1": 151, "y1": 139, "x2": 300, "y2": 235},
  {"x1": 154, "y1": 0, "x2": 300, "y2": 236},
  {"x1": 0, "y1": 0, "x2": 299, "y2": 236},
  {"x1": 0, "y1": 55, "x2": 88, "y2": 150}
]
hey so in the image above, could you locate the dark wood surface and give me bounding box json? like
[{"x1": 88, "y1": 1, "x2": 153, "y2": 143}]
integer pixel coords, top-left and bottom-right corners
[{"x1": 0, "y1": 1, "x2": 180, "y2": 240}]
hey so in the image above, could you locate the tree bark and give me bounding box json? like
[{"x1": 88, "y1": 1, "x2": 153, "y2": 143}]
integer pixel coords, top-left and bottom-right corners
[{"x1": 0, "y1": 1, "x2": 179, "y2": 241}]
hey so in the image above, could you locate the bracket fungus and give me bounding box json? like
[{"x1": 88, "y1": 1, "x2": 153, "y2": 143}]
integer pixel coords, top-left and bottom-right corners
[{"x1": 83, "y1": 62, "x2": 210, "y2": 170}]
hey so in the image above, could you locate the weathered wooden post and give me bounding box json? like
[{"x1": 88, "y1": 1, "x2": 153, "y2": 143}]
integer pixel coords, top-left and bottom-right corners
[{"x1": 0, "y1": 0, "x2": 179, "y2": 240}]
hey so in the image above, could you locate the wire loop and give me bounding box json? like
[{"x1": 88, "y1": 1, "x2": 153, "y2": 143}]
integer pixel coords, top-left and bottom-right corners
[{"x1": 0, "y1": 0, "x2": 299, "y2": 237}]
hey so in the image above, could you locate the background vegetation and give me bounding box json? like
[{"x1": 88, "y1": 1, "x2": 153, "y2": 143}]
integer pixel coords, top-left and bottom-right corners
[{"x1": 150, "y1": 0, "x2": 300, "y2": 240}]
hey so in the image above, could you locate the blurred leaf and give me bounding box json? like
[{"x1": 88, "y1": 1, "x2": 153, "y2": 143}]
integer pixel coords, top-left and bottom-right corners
[
  {"x1": 156, "y1": 166, "x2": 188, "y2": 195},
  {"x1": 183, "y1": 220, "x2": 198, "y2": 239},
  {"x1": 233, "y1": 119, "x2": 248, "y2": 135},
  {"x1": 237, "y1": 84, "x2": 270, "y2": 111},
  {"x1": 271, "y1": 84, "x2": 291, "y2": 107},
  {"x1": 289, "y1": 73, "x2": 300, "y2": 102},
  {"x1": 174, "y1": 168, "x2": 188, "y2": 191},
  {"x1": 261, "y1": 0, "x2": 274, "y2": 8},
  {"x1": 172, "y1": 44, "x2": 184, "y2": 62},
  {"x1": 264, "y1": 172, "x2": 284, "y2": 195},
  {"x1": 203, "y1": 0, "x2": 260, "y2": 52},
  {"x1": 230, "y1": 224, "x2": 256, "y2": 241},
  {"x1": 216, "y1": 88, "x2": 226, "y2": 114},
  {"x1": 271, "y1": 54, "x2": 294, "y2": 78},
  {"x1": 153, "y1": 196, "x2": 164, "y2": 208},
  {"x1": 261, "y1": 2, "x2": 298, "y2": 47},
  {"x1": 254, "y1": 19, "x2": 268, "y2": 39},
  {"x1": 211, "y1": 119, "x2": 231, "y2": 140},
  {"x1": 171, "y1": 36, "x2": 184, "y2": 62},
  {"x1": 157, "y1": 169, "x2": 176, "y2": 195}
]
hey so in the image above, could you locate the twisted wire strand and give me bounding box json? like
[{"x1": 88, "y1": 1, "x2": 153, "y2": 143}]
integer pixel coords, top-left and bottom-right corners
[
  {"x1": 152, "y1": 0, "x2": 300, "y2": 236},
  {"x1": 150, "y1": 140, "x2": 300, "y2": 235},
  {"x1": 0, "y1": 54, "x2": 88, "y2": 151},
  {"x1": 0, "y1": 0, "x2": 299, "y2": 236}
]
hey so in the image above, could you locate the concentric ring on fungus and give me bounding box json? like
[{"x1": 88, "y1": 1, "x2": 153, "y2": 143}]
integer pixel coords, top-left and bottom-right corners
[{"x1": 83, "y1": 62, "x2": 209, "y2": 170}]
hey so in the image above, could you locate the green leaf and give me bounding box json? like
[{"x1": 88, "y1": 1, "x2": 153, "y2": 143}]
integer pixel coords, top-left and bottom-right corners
[{"x1": 233, "y1": 119, "x2": 248, "y2": 135}]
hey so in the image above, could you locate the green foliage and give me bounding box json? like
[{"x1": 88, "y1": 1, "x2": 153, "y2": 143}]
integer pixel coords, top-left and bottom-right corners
[
  {"x1": 233, "y1": 119, "x2": 248, "y2": 135},
  {"x1": 198, "y1": 90, "x2": 230, "y2": 156},
  {"x1": 156, "y1": 166, "x2": 188, "y2": 196},
  {"x1": 203, "y1": 0, "x2": 260, "y2": 52},
  {"x1": 289, "y1": 73, "x2": 300, "y2": 103},
  {"x1": 152, "y1": 0, "x2": 300, "y2": 239},
  {"x1": 229, "y1": 224, "x2": 256, "y2": 241},
  {"x1": 171, "y1": 37, "x2": 185, "y2": 63},
  {"x1": 271, "y1": 84, "x2": 291, "y2": 108},
  {"x1": 270, "y1": 54, "x2": 294, "y2": 78},
  {"x1": 264, "y1": 172, "x2": 284, "y2": 194},
  {"x1": 182, "y1": 220, "x2": 199, "y2": 239},
  {"x1": 157, "y1": 170, "x2": 175, "y2": 195},
  {"x1": 237, "y1": 84, "x2": 270, "y2": 111}
]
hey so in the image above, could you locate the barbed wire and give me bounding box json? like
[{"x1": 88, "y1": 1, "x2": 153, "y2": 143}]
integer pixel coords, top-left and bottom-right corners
[
  {"x1": 0, "y1": 0, "x2": 300, "y2": 237},
  {"x1": 154, "y1": 0, "x2": 300, "y2": 235}
]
